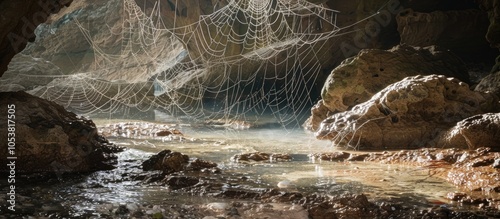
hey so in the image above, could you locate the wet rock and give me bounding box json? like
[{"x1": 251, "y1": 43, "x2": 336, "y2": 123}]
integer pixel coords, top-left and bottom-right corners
[
  {"x1": 216, "y1": 189, "x2": 261, "y2": 200},
  {"x1": 186, "y1": 158, "x2": 218, "y2": 171},
  {"x1": 447, "y1": 151, "x2": 500, "y2": 191},
  {"x1": 114, "y1": 205, "x2": 130, "y2": 215},
  {"x1": 130, "y1": 210, "x2": 145, "y2": 217},
  {"x1": 277, "y1": 180, "x2": 294, "y2": 189},
  {"x1": 310, "y1": 151, "x2": 351, "y2": 162},
  {"x1": 316, "y1": 75, "x2": 498, "y2": 150},
  {"x1": 446, "y1": 192, "x2": 467, "y2": 201},
  {"x1": 142, "y1": 150, "x2": 189, "y2": 174},
  {"x1": 156, "y1": 129, "x2": 182, "y2": 137},
  {"x1": 227, "y1": 207, "x2": 239, "y2": 216},
  {"x1": 437, "y1": 113, "x2": 500, "y2": 150},
  {"x1": 204, "y1": 119, "x2": 253, "y2": 130},
  {"x1": 142, "y1": 149, "x2": 218, "y2": 175},
  {"x1": 0, "y1": 91, "x2": 121, "y2": 174},
  {"x1": 98, "y1": 122, "x2": 184, "y2": 139},
  {"x1": 232, "y1": 152, "x2": 292, "y2": 163},
  {"x1": 312, "y1": 147, "x2": 500, "y2": 199},
  {"x1": 163, "y1": 176, "x2": 200, "y2": 190},
  {"x1": 346, "y1": 154, "x2": 370, "y2": 162}
]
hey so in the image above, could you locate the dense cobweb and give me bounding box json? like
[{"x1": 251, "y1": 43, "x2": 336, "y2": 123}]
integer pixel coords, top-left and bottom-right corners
[{"x1": 3, "y1": 0, "x2": 380, "y2": 127}]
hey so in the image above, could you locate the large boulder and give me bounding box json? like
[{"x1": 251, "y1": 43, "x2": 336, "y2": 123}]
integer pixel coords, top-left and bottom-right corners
[
  {"x1": 142, "y1": 150, "x2": 189, "y2": 174},
  {"x1": 316, "y1": 75, "x2": 498, "y2": 150},
  {"x1": 475, "y1": 70, "x2": 500, "y2": 97},
  {"x1": 306, "y1": 45, "x2": 470, "y2": 131},
  {"x1": 142, "y1": 149, "x2": 217, "y2": 174},
  {"x1": 437, "y1": 113, "x2": 500, "y2": 150},
  {"x1": 0, "y1": 91, "x2": 120, "y2": 174},
  {"x1": 321, "y1": 45, "x2": 469, "y2": 113}
]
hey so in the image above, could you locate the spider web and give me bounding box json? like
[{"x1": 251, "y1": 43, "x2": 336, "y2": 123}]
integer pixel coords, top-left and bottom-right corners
[{"x1": 2, "y1": 0, "x2": 381, "y2": 127}]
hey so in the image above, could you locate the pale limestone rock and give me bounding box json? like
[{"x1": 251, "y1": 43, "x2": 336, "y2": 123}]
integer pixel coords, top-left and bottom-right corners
[
  {"x1": 316, "y1": 75, "x2": 498, "y2": 150},
  {"x1": 320, "y1": 45, "x2": 469, "y2": 113},
  {"x1": 303, "y1": 100, "x2": 332, "y2": 131},
  {"x1": 436, "y1": 113, "x2": 500, "y2": 150}
]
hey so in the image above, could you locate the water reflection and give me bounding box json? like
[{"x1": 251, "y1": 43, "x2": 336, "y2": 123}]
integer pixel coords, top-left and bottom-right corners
[{"x1": 0, "y1": 118, "x2": 462, "y2": 217}]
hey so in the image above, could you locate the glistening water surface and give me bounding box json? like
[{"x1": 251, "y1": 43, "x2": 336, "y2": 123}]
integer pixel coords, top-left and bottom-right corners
[
  {"x1": 0, "y1": 116, "x2": 462, "y2": 217},
  {"x1": 92, "y1": 117, "x2": 457, "y2": 205}
]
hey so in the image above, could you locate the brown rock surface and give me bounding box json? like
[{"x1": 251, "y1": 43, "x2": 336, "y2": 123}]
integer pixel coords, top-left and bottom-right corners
[
  {"x1": 142, "y1": 150, "x2": 189, "y2": 173},
  {"x1": 98, "y1": 122, "x2": 184, "y2": 139},
  {"x1": 231, "y1": 152, "x2": 292, "y2": 163},
  {"x1": 316, "y1": 75, "x2": 497, "y2": 150},
  {"x1": 303, "y1": 100, "x2": 332, "y2": 132},
  {"x1": 142, "y1": 149, "x2": 217, "y2": 174},
  {"x1": 316, "y1": 45, "x2": 469, "y2": 120},
  {"x1": 475, "y1": 70, "x2": 500, "y2": 96},
  {"x1": 437, "y1": 113, "x2": 500, "y2": 150},
  {"x1": 8, "y1": 0, "x2": 184, "y2": 82},
  {"x1": 312, "y1": 147, "x2": 500, "y2": 193},
  {"x1": 0, "y1": 91, "x2": 120, "y2": 174}
]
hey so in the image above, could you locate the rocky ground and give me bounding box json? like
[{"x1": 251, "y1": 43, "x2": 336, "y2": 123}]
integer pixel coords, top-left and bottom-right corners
[{"x1": 4, "y1": 146, "x2": 500, "y2": 218}]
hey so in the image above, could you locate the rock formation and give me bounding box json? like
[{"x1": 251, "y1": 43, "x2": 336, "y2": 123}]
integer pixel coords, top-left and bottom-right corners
[
  {"x1": 0, "y1": 91, "x2": 121, "y2": 174},
  {"x1": 142, "y1": 149, "x2": 218, "y2": 174},
  {"x1": 312, "y1": 147, "x2": 500, "y2": 194},
  {"x1": 437, "y1": 113, "x2": 500, "y2": 150},
  {"x1": 306, "y1": 45, "x2": 470, "y2": 132},
  {"x1": 316, "y1": 75, "x2": 498, "y2": 150},
  {"x1": 0, "y1": 54, "x2": 63, "y2": 91},
  {"x1": 6, "y1": 0, "x2": 184, "y2": 83},
  {"x1": 475, "y1": 70, "x2": 500, "y2": 96},
  {"x1": 0, "y1": 0, "x2": 73, "y2": 77}
]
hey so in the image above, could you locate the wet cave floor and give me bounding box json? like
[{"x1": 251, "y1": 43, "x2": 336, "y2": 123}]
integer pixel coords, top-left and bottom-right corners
[{"x1": 1, "y1": 119, "x2": 500, "y2": 218}]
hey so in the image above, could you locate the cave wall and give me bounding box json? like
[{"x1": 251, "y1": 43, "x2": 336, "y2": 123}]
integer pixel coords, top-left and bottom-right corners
[
  {"x1": 0, "y1": 0, "x2": 73, "y2": 77},
  {"x1": 1, "y1": 0, "x2": 497, "y2": 79},
  {"x1": 0, "y1": 0, "x2": 499, "y2": 120}
]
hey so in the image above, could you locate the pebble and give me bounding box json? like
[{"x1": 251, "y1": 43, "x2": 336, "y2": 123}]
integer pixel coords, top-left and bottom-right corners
[
  {"x1": 493, "y1": 158, "x2": 500, "y2": 168},
  {"x1": 126, "y1": 203, "x2": 139, "y2": 211},
  {"x1": 207, "y1": 202, "x2": 229, "y2": 211},
  {"x1": 277, "y1": 180, "x2": 293, "y2": 188}
]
